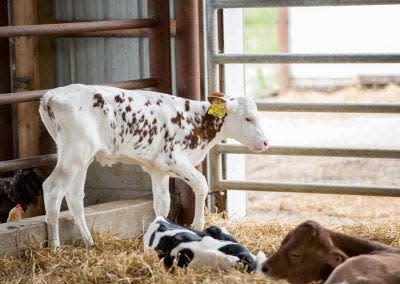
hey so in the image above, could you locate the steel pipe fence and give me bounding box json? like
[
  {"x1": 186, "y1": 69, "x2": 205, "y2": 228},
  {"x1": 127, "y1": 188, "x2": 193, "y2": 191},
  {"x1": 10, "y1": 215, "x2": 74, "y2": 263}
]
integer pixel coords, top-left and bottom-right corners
[
  {"x1": 0, "y1": 78, "x2": 158, "y2": 106},
  {"x1": 205, "y1": 0, "x2": 400, "y2": 197},
  {"x1": 214, "y1": 54, "x2": 400, "y2": 64},
  {"x1": 0, "y1": 19, "x2": 155, "y2": 38},
  {"x1": 211, "y1": 0, "x2": 400, "y2": 8}
]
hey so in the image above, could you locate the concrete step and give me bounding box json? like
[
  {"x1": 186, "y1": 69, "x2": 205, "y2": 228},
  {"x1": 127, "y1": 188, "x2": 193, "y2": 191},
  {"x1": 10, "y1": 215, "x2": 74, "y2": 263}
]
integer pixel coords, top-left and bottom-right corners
[{"x1": 0, "y1": 196, "x2": 154, "y2": 256}]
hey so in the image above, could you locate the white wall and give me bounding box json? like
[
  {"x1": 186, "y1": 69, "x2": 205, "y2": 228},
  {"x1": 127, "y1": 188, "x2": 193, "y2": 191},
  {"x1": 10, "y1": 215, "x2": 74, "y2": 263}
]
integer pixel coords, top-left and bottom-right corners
[
  {"x1": 289, "y1": 5, "x2": 400, "y2": 79},
  {"x1": 223, "y1": 9, "x2": 247, "y2": 220}
]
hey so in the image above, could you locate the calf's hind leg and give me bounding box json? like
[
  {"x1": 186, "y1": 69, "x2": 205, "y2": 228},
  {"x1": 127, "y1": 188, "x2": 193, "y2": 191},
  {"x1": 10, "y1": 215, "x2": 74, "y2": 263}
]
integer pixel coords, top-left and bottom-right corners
[
  {"x1": 43, "y1": 147, "x2": 93, "y2": 248},
  {"x1": 64, "y1": 159, "x2": 94, "y2": 247}
]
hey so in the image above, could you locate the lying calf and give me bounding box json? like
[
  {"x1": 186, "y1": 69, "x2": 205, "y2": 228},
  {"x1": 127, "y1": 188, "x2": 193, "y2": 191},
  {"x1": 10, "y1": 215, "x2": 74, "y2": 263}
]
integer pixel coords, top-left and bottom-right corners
[
  {"x1": 0, "y1": 169, "x2": 44, "y2": 223},
  {"x1": 262, "y1": 220, "x2": 400, "y2": 284},
  {"x1": 144, "y1": 216, "x2": 266, "y2": 272}
]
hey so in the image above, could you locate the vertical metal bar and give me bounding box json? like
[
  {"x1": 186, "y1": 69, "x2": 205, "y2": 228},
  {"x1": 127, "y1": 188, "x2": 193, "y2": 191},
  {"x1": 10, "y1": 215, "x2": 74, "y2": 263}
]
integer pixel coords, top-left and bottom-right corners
[
  {"x1": 206, "y1": 0, "x2": 218, "y2": 94},
  {"x1": 278, "y1": 7, "x2": 289, "y2": 94},
  {"x1": 210, "y1": 148, "x2": 222, "y2": 192},
  {"x1": 148, "y1": 0, "x2": 172, "y2": 93},
  {"x1": 175, "y1": 0, "x2": 201, "y2": 225}
]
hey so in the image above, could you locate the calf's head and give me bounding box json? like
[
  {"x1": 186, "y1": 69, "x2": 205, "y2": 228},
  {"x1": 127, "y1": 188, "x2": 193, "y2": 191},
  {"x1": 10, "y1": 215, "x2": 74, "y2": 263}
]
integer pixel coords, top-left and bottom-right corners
[
  {"x1": 211, "y1": 93, "x2": 268, "y2": 152},
  {"x1": 262, "y1": 220, "x2": 348, "y2": 284}
]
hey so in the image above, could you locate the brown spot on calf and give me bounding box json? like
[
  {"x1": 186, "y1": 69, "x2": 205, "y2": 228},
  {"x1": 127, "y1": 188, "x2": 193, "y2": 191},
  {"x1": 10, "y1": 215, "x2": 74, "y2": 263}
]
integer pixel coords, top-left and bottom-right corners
[{"x1": 93, "y1": 93, "x2": 105, "y2": 109}]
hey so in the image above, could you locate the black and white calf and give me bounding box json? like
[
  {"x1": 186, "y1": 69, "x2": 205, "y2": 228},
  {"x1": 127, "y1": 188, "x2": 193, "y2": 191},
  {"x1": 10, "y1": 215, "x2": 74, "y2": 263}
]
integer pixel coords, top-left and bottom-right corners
[
  {"x1": 39, "y1": 84, "x2": 268, "y2": 248},
  {"x1": 144, "y1": 216, "x2": 266, "y2": 272}
]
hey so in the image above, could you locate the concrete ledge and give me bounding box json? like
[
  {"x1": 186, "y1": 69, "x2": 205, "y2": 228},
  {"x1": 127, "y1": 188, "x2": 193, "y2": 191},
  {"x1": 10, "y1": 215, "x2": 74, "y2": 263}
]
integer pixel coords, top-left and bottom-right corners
[{"x1": 0, "y1": 196, "x2": 154, "y2": 256}]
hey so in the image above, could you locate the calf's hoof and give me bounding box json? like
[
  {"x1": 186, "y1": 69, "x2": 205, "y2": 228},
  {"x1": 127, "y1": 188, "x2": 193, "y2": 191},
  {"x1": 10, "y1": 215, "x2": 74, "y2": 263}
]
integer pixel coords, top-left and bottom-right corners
[
  {"x1": 48, "y1": 239, "x2": 60, "y2": 249},
  {"x1": 84, "y1": 237, "x2": 95, "y2": 248},
  {"x1": 191, "y1": 221, "x2": 205, "y2": 231}
]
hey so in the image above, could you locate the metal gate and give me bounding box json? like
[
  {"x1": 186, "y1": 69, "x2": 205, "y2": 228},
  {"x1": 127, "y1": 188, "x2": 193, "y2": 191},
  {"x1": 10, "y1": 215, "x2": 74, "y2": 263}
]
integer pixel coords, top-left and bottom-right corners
[{"x1": 206, "y1": 0, "x2": 400, "y2": 198}]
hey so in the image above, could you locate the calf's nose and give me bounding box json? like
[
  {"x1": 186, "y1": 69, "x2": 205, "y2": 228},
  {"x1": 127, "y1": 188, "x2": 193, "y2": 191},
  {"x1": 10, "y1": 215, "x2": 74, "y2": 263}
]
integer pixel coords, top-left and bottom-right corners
[
  {"x1": 262, "y1": 264, "x2": 269, "y2": 273},
  {"x1": 261, "y1": 140, "x2": 269, "y2": 150}
]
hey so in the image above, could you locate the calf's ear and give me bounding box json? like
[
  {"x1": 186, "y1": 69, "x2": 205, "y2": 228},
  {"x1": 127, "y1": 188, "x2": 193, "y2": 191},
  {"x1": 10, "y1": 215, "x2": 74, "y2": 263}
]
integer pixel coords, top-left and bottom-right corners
[
  {"x1": 326, "y1": 250, "x2": 348, "y2": 268},
  {"x1": 207, "y1": 92, "x2": 227, "y2": 104}
]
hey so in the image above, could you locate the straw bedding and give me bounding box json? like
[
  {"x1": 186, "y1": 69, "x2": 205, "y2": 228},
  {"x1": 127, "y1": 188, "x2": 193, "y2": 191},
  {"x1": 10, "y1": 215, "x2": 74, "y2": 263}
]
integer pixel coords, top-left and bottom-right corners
[{"x1": 1, "y1": 214, "x2": 400, "y2": 284}]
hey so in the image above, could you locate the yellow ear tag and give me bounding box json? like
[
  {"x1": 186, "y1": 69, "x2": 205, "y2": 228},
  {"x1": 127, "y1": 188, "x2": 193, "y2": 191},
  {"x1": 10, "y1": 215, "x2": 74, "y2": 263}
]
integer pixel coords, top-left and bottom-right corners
[{"x1": 207, "y1": 100, "x2": 226, "y2": 120}]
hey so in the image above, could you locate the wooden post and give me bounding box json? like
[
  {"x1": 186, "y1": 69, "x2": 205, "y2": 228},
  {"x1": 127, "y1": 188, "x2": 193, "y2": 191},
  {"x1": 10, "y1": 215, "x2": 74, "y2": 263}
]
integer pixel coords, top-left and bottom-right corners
[
  {"x1": 0, "y1": 0, "x2": 13, "y2": 177},
  {"x1": 13, "y1": 0, "x2": 41, "y2": 158},
  {"x1": 278, "y1": 7, "x2": 289, "y2": 94}
]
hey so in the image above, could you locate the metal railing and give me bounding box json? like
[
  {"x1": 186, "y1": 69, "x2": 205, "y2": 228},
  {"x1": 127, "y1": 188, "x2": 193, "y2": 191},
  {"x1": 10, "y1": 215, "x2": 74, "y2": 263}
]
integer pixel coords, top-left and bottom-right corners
[
  {"x1": 206, "y1": 0, "x2": 400, "y2": 197},
  {"x1": 0, "y1": 3, "x2": 171, "y2": 173}
]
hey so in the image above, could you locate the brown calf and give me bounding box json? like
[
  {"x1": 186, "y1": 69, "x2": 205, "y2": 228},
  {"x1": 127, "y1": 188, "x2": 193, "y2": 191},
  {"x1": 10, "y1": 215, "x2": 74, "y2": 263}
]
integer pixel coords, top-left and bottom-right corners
[{"x1": 262, "y1": 220, "x2": 400, "y2": 284}]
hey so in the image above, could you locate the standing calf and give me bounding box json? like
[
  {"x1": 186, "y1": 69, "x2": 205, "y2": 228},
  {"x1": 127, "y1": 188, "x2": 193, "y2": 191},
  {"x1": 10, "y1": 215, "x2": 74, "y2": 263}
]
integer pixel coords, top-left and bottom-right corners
[
  {"x1": 144, "y1": 216, "x2": 266, "y2": 272},
  {"x1": 262, "y1": 220, "x2": 400, "y2": 284},
  {"x1": 39, "y1": 84, "x2": 268, "y2": 248}
]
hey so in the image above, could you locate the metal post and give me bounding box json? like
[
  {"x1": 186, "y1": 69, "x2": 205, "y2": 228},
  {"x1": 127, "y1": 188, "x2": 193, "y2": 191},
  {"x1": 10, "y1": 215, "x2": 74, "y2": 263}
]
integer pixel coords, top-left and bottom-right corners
[
  {"x1": 206, "y1": 0, "x2": 218, "y2": 93},
  {"x1": 148, "y1": 0, "x2": 172, "y2": 93},
  {"x1": 278, "y1": 7, "x2": 289, "y2": 94},
  {"x1": 175, "y1": 0, "x2": 201, "y2": 225}
]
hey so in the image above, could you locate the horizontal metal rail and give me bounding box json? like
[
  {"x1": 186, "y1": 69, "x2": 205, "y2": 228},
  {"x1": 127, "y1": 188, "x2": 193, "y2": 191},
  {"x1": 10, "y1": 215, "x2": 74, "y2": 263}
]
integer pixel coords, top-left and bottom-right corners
[
  {"x1": 256, "y1": 102, "x2": 400, "y2": 113},
  {"x1": 0, "y1": 19, "x2": 155, "y2": 38},
  {"x1": 0, "y1": 78, "x2": 157, "y2": 105},
  {"x1": 0, "y1": 154, "x2": 57, "y2": 173},
  {"x1": 214, "y1": 54, "x2": 400, "y2": 64},
  {"x1": 59, "y1": 20, "x2": 177, "y2": 38},
  {"x1": 213, "y1": 144, "x2": 400, "y2": 159},
  {"x1": 215, "y1": 180, "x2": 400, "y2": 197},
  {"x1": 212, "y1": 0, "x2": 400, "y2": 8}
]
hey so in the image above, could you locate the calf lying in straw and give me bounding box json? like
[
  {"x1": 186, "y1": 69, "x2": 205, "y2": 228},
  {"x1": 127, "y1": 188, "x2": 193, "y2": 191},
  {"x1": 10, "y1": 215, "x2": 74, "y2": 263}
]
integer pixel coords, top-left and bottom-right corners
[
  {"x1": 40, "y1": 84, "x2": 268, "y2": 248},
  {"x1": 262, "y1": 220, "x2": 400, "y2": 284},
  {"x1": 144, "y1": 216, "x2": 266, "y2": 272},
  {"x1": 0, "y1": 169, "x2": 44, "y2": 223}
]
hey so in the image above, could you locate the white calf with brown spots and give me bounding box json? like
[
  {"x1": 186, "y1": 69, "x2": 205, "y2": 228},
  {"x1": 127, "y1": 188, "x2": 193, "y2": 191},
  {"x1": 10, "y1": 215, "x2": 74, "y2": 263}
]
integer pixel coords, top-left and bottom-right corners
[{"x1": 39, "y1": 84, "x2": 268, "y2": 248}]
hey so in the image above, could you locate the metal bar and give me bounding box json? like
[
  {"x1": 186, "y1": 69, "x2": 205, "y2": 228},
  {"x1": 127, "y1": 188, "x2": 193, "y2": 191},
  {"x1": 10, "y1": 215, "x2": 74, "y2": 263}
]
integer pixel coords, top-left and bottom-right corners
[
  {"x1": 58, "y1": 20, "x2": 177, "y2": 38},
  {"x1": 0, "y1": 78, "x2": 158, "y2": 105},
  {"x1": 256, "y1": 102, "x2": 400, "y2": 113},
  {"x1": 0, "y1": 19, "x2": 156, "y2": 38},
  {"x1": 214, "y1": 54, "x2": 400, "y2": 64},
  {"x1": 214, "y1": 180, "x2": 400, "y2": 197},
  {"x1": 0, "y1": 154, "x2": 57, "y2": 173},
  {"x1": 213, "y1": 144, "x2": 400, "y2": 159},
  {"x1": 212, "y1": 0, "x2": 400, "y2": 8},
  {"x1": 206, "y1": 0, "x2": 218, "y2": 93},
  {"x1": 176, "y1": 0, "x2": 201, "y2": 224}
]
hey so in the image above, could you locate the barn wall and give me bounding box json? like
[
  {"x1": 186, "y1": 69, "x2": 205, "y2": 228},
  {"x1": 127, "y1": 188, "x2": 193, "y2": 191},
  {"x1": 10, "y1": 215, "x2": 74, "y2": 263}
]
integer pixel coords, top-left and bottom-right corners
[{"x1": 53, "y1": 0, "x2": 152, "y2": 203}]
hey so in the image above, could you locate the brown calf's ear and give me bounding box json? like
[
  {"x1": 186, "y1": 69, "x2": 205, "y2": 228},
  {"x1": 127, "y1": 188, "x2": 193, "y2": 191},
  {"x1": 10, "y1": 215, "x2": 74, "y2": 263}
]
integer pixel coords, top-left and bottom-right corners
[
  {"x1": 326, "y1": 250, "x2": 348, "y2": 268},
  {"x1": 208, "y1": 92, "x2": 227, "y2": 104}
]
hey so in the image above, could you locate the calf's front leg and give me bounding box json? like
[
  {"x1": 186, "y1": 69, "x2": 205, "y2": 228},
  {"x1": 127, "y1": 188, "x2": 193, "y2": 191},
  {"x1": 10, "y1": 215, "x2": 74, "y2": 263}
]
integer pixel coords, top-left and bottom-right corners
[
  {"x1": 149, "y1": 172, "x2": 170, "y2": 217},
  {"x1": 170, "y1": 159, "x2": 208, "y2": 230}
]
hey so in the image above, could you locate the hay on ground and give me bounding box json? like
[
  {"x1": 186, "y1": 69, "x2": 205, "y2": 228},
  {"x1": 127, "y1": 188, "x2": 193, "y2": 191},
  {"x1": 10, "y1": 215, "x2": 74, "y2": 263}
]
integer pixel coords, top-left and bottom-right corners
[{"x1": 1, "y1": 214, "x2": 399, "y2": 283}]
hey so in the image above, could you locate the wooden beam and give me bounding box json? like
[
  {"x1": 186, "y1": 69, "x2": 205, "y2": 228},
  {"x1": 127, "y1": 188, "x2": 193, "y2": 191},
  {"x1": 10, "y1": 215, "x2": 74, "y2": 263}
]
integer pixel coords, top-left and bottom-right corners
[
  {"x1": 13, "y1": 0, "x2": 41, "y2": 158},
  {"x1": 0, "y1": 0, "x2": 13, "y2": 177}
]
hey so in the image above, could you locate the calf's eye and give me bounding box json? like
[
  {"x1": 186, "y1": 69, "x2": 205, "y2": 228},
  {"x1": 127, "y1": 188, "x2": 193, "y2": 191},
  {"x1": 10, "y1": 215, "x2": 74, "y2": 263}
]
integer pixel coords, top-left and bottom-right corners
[{"x1": 245, "y1": 117, "x2": 252, "y2": 122}]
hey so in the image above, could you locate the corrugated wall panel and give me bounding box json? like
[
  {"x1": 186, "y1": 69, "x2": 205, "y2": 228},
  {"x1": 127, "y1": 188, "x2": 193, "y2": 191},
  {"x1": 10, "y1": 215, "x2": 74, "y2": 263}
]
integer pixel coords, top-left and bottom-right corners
[{"x1": 53, "y1": 0, "x2": 152, "y2": 202}]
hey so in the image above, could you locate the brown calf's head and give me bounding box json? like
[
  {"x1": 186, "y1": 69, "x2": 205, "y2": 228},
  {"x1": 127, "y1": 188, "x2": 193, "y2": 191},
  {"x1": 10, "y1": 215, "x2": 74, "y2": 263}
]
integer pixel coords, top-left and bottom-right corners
[{"x1": 262, "y1": 220, "x2": 348, "y2": 284}]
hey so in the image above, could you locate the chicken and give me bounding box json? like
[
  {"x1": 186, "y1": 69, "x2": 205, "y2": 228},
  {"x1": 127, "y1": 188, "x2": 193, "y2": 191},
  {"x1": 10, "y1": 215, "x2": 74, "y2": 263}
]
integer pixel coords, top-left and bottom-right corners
[{"x1": 7, "y1": 204, "x2": 24, "y2": 222}]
